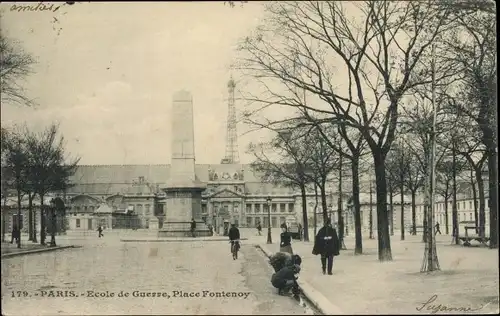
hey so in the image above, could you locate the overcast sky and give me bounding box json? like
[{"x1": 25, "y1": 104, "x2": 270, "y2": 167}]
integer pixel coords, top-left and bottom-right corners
[{"x1": 1, "y1": 1, "x2": 267, "y2": 165}]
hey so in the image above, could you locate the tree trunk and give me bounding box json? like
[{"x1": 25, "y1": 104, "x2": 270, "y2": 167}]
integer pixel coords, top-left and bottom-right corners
[
  {"x1": 369, "y1": 176, "x2": 374, "y2": 240},
  {"x1": 373, "y1": 151, "x2": 393, "y2": 262},
  {"x1": 16, "y1": 188, "x2": 22, "y2": 249},
  {"x1": 28, "y1": 193, "x2": 33, "y2": 241},
  {"x1": 40, "y1": 194, "x2": 46, "y2": 245},
  {"x1": 319, "y1": 181, "x2": 328, "y2": 223},
  {"x1": 487, "y1": 147, "x2": 498, "y2": 248},
  {"x1": 444, "y1": 196, "x2": 449, "y2": 235},
  {"x1": 475, "y1": 167, "x2": 486, "y2": 238},
  {"x1": 50, "y1": 207, "x2": 57, "y2": 247},
  {"x1": 411, "y1": 190, "x2": 417, "y2": 235},
  {"x1": 469, "y1": 169, "x2": 479, "y2": 234},
  {"x1": 32, "y1": 202, "x2": 38, "y2": 243},
  {"x1": 352, "y1": 159, "x2": 363, "y2": 255},
  {"x1": 452, "y1": 148, "x2": 459, "y2": 245},
  {"x1": 389, "y1": 187, "x2": 394, "y2": 236},
  {"x1": 300, "y1": 184, "x2": 309, "y2": 242},
  {"x1": 400, "y1": 182, "x2": 405, "y2": 241}
]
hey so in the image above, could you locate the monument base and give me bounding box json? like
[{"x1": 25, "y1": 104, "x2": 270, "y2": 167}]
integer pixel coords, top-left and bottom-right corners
[
  {"x1": 158, "y1": 221, "x2": 211, "y2": 238},
  {"x1": 149, "y1": 217, "x2": 159, "y2": 230}
]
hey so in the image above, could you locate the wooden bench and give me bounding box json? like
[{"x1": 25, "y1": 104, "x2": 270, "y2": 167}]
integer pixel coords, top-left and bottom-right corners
[
  {"x1": 458, "y1": 226, "x2": 490, "y2": 247},
  {"x1": 408, "y1": 226, "x2": 425, "y2": 234}
]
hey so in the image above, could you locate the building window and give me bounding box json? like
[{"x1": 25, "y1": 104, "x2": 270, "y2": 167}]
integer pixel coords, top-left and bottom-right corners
[
  {"x1": 89, "y1": 206, "x2": 95, "y2": 212},
  {"x1": 263, "y1": 204, "x2": 269, "y2": 213},
  {"x1": 280, "y1": 204, "x2": 286, "y2": 213},
  {"x1": 145, "y1": 204, "x2": 151, "y2": 216},
  {"x1": 469, "y1": 201, "x2": 472, "y2": 209},
  {"x1": 469, "y1": 213, "x2": 472, "y2": 221},
  {"x1": 246, "y1": 204, "x2": 252, "y2": 213},
  {"x1": 246, "y1": 216, "x2": 252, "y2": 227},
  {"x1": 271, "y1": 216, "x2": 277, "y2": 228},
  {"x1": 272, "y1": 204, "x2": 277, "y2": 213},
  {"x1": 263, "y1": 216, "x2": 269, "y2": 228},
  {"x1": 457, "y1": 203, "x2": 460, "y2": 210},
  {"x1": 288, "y1": 203, "x2": 294, "y2": 213},
  {"x1": 255, "y1": 204, "x2": 260, "y2": 213},
  {"x1": 76, "y1": 219, "x2": 81, "y2": 228},
  {"x1": 75, "y1": 206, "x2": 81, "y2": 212},
  {"x1": 137, "y1": 204, "x2": 143, "y2": 215},
  {"x1": 280, "y1": 216, "x2": 286, "y2": 226}
]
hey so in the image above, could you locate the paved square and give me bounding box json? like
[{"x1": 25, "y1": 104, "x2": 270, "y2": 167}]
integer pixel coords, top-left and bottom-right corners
[{"x1": 1, "y1": 236, "x2": 310, "y2": 315}]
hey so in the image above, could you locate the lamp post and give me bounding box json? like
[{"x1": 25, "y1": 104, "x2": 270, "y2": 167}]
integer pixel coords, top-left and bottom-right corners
[
  {"x1": 266, "y1": 196, "x2": 272, "y2": 244},
  {"x1": 346, "y1": 198, "x2": 353, "y2": 237},
  {"x1": 310, "y1": 201, "x2": 317, "y2": 237}
]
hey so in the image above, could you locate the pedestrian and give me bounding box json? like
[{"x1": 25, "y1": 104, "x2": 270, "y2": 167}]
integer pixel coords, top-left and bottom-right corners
[
  {"x1": 97, "y1": 226, "x2": 104, "y2": 238},
  {"x1": 271, "y1": 263, "x2": 301, "y2": 295},
  {"x1": 256, "y1": 222, "x2": 262, "y2": 236},
  {"x1": 435, "y1": 222, "x2": 442, "y2": 235},
  {"x1": 11, "y1": 224, "x2": 20, "y2": 244},
  {"x1": 312, "y1": 218, "x2": 340, "y2": 275},
  {"x1": 280, "y1": 223, "x2": 293, "y2": 254},
  {"x1": 190, "y1": 218, "x2": 196, "y2": 237},
  {"x1": 297, "y1": 223, "x2": 303, "y2": 240}
]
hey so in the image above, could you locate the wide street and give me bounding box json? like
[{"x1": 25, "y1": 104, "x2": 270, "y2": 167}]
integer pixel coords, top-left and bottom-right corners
[{"x1": 1, "y1": 234, "x2": 311, "y2": 315}]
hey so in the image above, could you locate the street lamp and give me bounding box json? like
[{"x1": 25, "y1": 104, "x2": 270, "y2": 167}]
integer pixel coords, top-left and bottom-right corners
[
  {"x1": 49, "y1": 199, "x2": 57, "y2": 247},
  {"x1": 266, "y1": 196, "x2": 272, "y2": 244},
  {"x1": 310, "y1": 201, "x2": 317, "y2": 237},
  {"x1": 346, "y1": 198, "x2": 353, "y2": 237}
]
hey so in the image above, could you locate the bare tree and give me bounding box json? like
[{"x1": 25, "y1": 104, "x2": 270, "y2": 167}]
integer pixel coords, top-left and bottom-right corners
[
  {"x1": 440, "y1": 2, "x2": 497, "y2": 248},
  {"x1": 24, "y1": 124, "x2": 79, "y2": 246},
  {"x1": 237, "y1": 1, "x2": 456, "y2": 261},
  {"x1": 0, "y1": 35, "x2": 36, "y2": 107},
  {"x1": 2, "y1": 126, "x2": 29, "y2": 248},
  {"x1": 248, "y1": 126, "x2": 313, "y2": 242}
]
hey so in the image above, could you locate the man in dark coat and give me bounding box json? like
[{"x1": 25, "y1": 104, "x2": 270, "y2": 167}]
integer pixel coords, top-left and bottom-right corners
[
  {"x1": 190, "y1": 218, "x2": 196, "y2": 237},
  {"x1": 11, "y1": 224, "x2": 20, "y2": 244},
  {"x1": 312, "y1": 218, "x2": 340, "y2": 275},
  {"x1": 228, "y1": 223, "x2": 241, "y2": 259}
]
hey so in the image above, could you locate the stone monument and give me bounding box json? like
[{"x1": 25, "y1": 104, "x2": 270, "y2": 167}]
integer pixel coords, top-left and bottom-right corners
[{"x1": 158, "y1": 90, "x2": 211, "y2": 237}]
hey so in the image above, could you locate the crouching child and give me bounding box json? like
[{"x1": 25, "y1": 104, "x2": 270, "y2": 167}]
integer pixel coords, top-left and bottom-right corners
[
  {"x1": 269, "y1": 252, "x2": 302, "y2": 273},
  {"x1": 271, "y1": 263, "x2": 301, "y2": 295}
]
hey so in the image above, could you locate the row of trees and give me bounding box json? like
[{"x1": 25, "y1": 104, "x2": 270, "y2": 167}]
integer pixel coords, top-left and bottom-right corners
[
  {"x1": 1, "y1": 124, "x2": 78, "y2": 248},
  {"x1": 237, "y1": 0, "x2": 497, "y2": 264},
  {"x1": 1, "y1": 31, "x2": 79, "y2": 248}
]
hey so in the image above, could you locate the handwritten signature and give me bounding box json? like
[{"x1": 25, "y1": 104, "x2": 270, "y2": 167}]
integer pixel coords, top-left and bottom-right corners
[
  {"x1": 9, "y1": 2, "x2": 75, "y2": 13},
  {"x1": 416, "y1": 295, "x2": 490, "y2": 314}
]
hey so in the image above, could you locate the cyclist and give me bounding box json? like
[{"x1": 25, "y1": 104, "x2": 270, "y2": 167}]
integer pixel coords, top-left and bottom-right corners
[{"x1": 228, "y1": 223, "x2": 241, "y2": 260}]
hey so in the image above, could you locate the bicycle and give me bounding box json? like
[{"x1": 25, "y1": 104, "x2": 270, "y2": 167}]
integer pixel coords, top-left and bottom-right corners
[{"x1": 230, "y1": 240, "x2": 240, "y2": 260}]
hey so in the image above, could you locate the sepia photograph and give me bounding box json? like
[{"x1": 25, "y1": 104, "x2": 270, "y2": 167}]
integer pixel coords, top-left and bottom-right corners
[{"x1": 1, "y1": 1, "x2": 498, "y2": 315}]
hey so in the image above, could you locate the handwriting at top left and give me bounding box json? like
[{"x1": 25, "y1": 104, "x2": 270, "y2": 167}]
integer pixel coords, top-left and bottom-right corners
[{"x1": 10, "y1": 2, "x2": 63, "y2": 13}]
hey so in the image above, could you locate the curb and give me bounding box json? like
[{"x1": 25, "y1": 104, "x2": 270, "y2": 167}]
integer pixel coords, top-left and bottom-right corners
[
  {"x1": 1, "y1": 245, "x2": 81, "y2": 259},
  {"x1": 120, "y1": 237, "x2": 249, "y2": 242},
  {"x1": 256, "y1": 244, "x2": 344, "y2": 315}
]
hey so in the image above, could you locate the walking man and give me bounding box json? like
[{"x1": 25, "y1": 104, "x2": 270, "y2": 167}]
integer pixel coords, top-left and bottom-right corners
[
  {"x1": 312, "y1": 218, "x2": 340, "y2": 275},
  {"x1": 11, "y1": 224, "x2": 20, "y2": 244},
  {"x1": 97, "y1": 226, "x2": 104, "y2": 238},
  {"x1": 256, "y1": 222, "x2": 262, "y2": 236},
  {"x1": 435, "y1": 222, "x2": 442, "y2": 235},
  {"x1": 190, "y1": 218, "x2": 196, "y2": 238}
]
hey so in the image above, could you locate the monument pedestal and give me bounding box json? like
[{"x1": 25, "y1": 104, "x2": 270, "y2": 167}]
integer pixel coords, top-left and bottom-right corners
[
  {"x1": 157, "y1": 186, "x2": 210, "y2": 238},
  {"x1": 158, "y1": 221, "x2": 211, "y2": 237},
  {"x1": 149, "y1": 217, "x2": 159, "y2": 230}
]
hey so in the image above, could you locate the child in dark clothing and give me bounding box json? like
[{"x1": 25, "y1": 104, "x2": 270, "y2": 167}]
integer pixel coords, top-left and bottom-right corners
[{"x1": 271, "y1": 264, "x2": 301, "y2": 295}]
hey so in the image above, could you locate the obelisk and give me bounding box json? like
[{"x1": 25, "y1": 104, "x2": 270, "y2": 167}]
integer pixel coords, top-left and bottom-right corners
[{"x1": 158, "y1": 90, "x2": 211, "y2": 237}]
